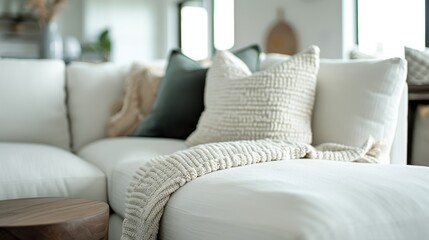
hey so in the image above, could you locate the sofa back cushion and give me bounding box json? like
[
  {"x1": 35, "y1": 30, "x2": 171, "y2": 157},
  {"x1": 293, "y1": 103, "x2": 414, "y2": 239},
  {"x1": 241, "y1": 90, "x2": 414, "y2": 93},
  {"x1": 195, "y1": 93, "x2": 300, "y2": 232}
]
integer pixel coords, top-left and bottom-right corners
[
  {"x1": 67, "y1": 62, "x2": 128, "y2": 151},
  {"x1": 313, "y1": 59, "x2": 406, "y2": 158},
  {"x1": 0, "y1": 59, "x2": 70, "y2": 150},
  {"x1": 261, "y1": 54, "x2": 407, "y2": 164}
]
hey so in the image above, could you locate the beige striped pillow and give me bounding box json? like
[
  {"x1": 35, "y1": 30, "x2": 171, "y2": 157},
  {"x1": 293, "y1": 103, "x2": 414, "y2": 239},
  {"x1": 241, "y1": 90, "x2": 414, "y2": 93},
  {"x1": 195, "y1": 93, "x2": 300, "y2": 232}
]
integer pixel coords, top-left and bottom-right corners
[{"x1": 186, "y1": 46, "x2": 320, "y2": 146}]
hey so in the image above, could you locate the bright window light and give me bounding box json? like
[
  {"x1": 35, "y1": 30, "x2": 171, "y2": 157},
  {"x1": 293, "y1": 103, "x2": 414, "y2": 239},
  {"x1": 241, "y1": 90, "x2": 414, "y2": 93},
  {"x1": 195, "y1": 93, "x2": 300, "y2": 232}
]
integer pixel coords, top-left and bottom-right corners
[
  {"x1": 401, "y1": 0, "x2": 425, "y2": 50},
  {"x1": 214, "y1": 0, "x2": 235, "y2": 50},
  {"x1": 358, "y1": 0, "x2": 425, "y2": 57},
  {"x1": 181, "y1": 6, "x2": 209, "y2": 60}
]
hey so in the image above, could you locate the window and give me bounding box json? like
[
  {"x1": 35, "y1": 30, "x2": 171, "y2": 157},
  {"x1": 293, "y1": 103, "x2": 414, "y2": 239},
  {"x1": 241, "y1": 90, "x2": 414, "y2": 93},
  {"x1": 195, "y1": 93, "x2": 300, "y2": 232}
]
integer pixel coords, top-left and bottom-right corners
[
  {"x1": 178, "y1": 0, "x2": 235, "y2": 60},
  {"x1": 357, "y1": 0, "x2": 425, "y2": 57},
  {"x1": 179, "y1": 1, "x2": 209, "y2": 60},
  {"x1": 214, "y1": 0, "x2": 234, "y2": 50}
]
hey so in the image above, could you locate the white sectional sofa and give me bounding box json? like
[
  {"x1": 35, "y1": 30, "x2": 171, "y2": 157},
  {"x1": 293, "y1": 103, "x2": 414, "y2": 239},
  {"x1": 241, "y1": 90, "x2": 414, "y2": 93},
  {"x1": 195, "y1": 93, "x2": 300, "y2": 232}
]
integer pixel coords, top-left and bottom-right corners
[{"x1": 0, "y1": 55, "x2": 415, "y2": 240}]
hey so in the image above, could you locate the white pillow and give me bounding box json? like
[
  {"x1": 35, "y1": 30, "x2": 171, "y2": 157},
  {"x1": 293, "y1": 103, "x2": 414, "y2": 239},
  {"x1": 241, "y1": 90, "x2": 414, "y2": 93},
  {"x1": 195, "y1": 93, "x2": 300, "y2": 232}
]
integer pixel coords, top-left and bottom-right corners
[
  {"x1": 312, "y1": 58, "x2": 406, "y2": 162},
  {"x1": 0, "y1": 60, "x2": 70, "y2": 150},
  {"x1": 186, "y1": 46, "x2": 320, "y2": 146}
]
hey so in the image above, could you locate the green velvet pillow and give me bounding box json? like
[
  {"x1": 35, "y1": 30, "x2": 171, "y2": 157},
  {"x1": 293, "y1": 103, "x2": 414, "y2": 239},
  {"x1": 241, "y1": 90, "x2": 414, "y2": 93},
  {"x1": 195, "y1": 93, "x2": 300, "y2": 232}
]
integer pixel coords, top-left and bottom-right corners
[{"x1": 131, "y1": 45, "x2": 261, "y2": 139}]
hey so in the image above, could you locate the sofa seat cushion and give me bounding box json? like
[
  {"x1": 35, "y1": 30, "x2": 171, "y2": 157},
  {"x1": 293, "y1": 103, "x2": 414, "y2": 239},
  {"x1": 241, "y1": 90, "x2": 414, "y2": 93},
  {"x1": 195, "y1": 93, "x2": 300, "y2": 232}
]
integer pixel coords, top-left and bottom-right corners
[
  {"x1": 0, "y1": 143, "x2": 106, "y2": 202},
  {"x1": 160, "y1": 161, "x2": 429, "y2": 240},
  {"x1": 77, "y1": 137, "x2": 187, "y2": 216}
]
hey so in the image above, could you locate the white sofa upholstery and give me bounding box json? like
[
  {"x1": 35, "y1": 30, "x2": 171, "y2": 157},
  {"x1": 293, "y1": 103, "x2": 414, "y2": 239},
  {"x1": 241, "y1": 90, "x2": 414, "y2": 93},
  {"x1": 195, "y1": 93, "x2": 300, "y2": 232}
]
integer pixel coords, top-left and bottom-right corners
[
  {"x1": 0, "y1": 60, "x2": 70, "y2": 150},
  {"x1": 0, "y1": 60, "x2": 107, "y2": 203},
  {"x1": 69, "y1": 56, "x2": 408, "y2": 238},
  {"x1": 0, "y1": 55, "x2": 409, "y2": 239},
  {"x1": 66, "y1": 62, "x2": 128, "y2": 151},
  {"x1": 78, "y1": 138, "x2": 187, "y2": 218},
  {"x1": 0, "y1": 143, "x2": 106, "y2": 201}
]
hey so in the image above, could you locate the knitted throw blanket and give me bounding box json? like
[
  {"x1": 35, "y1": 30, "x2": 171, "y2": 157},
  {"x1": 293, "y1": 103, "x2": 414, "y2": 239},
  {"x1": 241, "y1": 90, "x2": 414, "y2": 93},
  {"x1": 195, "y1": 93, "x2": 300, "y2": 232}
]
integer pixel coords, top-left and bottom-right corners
[{"x1": 121, "y1": 138, "x2": 383, "y2": 240}]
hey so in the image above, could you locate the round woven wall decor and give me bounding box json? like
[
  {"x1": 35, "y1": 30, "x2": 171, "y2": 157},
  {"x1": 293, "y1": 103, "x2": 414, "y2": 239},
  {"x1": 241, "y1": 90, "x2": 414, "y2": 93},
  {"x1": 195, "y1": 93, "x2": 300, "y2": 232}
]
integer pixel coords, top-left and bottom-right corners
[{"x1": 265, "y1": 8, "x2": 297, "y2": 55}]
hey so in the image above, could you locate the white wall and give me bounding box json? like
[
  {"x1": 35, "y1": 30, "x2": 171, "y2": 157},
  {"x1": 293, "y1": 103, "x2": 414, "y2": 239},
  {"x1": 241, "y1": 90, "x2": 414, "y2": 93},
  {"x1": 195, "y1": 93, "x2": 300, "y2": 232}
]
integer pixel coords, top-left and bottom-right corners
[
  {"x1": 57, "y1": 0, "x2": 84, "y2": 41},
  {"x1": 55, "y1": 0, "x2": 356, "y2": 60},
  {"x1": 342, "y1": 0, "x2": 357, "y2": 59},
  {"x1": 55, "y1": 0, "x2": 179, "y2": 63},
  {"x1": 82, "y1": 0, "x2": 168, "y2": 63},
  {"x1": 157, "y1": 0, "x2": 180, "y2": 58},
  {"x1": 56, "y1": 0, "x2": 358, "y2": 60},
  {"x1": 234, "y1": 0, "x2": 354, "y2": 58}
]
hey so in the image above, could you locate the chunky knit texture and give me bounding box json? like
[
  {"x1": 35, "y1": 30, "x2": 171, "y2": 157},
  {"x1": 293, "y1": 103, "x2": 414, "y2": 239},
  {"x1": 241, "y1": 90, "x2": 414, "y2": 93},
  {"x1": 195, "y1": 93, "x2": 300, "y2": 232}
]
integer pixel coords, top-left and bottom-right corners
[
  {"x1": 121, "y1": 137, "x2": 382, "y2": 240},
  {"x1": 186, "y1": 46, "x2": 320, "y2": 146}
]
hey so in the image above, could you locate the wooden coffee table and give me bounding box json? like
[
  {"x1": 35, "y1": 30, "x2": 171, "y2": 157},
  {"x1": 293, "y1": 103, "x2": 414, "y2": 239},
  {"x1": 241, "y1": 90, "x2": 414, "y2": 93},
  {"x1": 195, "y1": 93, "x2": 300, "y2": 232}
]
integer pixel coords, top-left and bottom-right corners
[{"x1": 0, "y1": 197, "x2": 109, "y2": 240}]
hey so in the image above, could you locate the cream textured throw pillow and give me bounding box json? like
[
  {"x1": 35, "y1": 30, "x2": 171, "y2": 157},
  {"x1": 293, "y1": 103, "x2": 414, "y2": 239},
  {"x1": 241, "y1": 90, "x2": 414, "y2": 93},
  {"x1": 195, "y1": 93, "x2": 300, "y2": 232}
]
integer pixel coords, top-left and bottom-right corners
[
  {"x1": 107, "y1": 63, "x2": 163, "y2": 137},
  {"x1": 186, "y1": 46, "x2": 320, "y2": 146}
]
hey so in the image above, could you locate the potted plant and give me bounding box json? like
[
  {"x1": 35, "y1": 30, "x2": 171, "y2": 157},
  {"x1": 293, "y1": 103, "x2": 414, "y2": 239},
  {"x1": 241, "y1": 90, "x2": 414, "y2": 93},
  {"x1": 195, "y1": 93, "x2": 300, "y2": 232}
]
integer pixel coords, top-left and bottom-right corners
[{"x1": 82, "y1": 29, "x2": 112, "y2": 62}]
